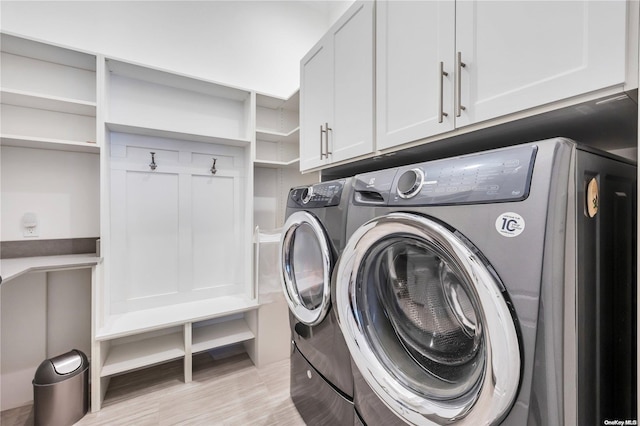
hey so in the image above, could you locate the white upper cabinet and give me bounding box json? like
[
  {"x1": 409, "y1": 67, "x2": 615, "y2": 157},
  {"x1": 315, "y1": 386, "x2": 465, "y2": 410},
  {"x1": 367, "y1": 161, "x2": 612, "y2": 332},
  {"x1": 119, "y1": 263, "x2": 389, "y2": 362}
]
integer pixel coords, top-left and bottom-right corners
[
  {"x1": 300, "y1": 40, "x2": 333, "y2": 170},
  {"x1": 376, "y1": 0, "x2": 628, "y2": 151},
  {"x1": 376, "y1": 1, "x2": 455, "y2": 151},
  {"x1": 456, "y1": 0, "x2": 627, "y2": 127},
  {"x1": 300, "y1": 1, "x2": 374, "y2": 171}
]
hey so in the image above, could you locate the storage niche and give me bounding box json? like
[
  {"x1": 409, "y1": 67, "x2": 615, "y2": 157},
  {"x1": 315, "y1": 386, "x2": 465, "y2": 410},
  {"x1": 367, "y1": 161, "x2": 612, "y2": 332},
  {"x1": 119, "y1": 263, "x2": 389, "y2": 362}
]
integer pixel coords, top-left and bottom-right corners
[
  {"x1": 105, "y1": 59, "x2": 252, "y2": 145},
  {"x1": 0, "y1": 33, "x2": 98, "y2": 152},
  {"x1": 108, "y1": 132, "x2": 249, "y2": 315},
  {"x1": 255, "y1": 91, "x2": 300, "y2": 167}
]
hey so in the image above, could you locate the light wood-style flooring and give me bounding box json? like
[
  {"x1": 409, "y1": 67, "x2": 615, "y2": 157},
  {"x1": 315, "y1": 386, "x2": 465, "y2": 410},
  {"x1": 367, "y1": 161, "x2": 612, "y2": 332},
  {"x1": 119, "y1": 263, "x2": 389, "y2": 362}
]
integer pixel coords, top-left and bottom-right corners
[{"x1": 1, "y1": 351, "x2": 306, "y2": 425}]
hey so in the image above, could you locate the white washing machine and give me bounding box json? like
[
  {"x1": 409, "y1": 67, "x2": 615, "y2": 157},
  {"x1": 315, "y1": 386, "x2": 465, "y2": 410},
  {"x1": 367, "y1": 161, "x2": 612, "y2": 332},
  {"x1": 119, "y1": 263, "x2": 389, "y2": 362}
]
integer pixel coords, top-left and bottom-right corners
[
  {"x1": 280, "y1": 179, "x2": 354, "y2": 425},
  {"x1": 334, "y1": 138, "x2": 636, "y2": 425}
]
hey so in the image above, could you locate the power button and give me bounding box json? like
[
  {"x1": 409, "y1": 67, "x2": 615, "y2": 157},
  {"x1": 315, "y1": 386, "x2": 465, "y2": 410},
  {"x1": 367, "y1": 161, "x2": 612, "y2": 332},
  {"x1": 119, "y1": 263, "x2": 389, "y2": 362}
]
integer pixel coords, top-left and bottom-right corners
[
  {"x1": 301, "y1": 186, "x2": 314, "y2": 204},
  {"x1": 397, "y1": 168, "x2": 424, "y2": 199}
]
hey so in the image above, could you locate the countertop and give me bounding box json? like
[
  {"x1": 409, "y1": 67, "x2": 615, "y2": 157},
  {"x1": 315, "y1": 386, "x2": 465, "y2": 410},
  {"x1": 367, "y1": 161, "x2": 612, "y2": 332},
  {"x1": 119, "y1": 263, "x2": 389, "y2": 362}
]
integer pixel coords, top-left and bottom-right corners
[{"x1": 0, "y1": 253, "x2": 101, "y2": 284}]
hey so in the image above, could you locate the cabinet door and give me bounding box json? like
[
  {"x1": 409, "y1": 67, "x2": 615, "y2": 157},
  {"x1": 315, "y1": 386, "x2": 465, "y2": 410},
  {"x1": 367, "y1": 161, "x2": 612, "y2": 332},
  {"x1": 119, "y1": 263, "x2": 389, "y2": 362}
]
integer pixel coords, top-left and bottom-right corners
[
  {"x1": 376, "y1": 1, "x2": 455, "y2": 151},
  {"x1": 300, "y1": 37, "x2": 332, "y2": 172},
  {"x1": 456, "y1": 1, "x2": 627, "y2": 127},
  {"x1": 330, "y1": 0, "x2": 375, "y2": 163}
]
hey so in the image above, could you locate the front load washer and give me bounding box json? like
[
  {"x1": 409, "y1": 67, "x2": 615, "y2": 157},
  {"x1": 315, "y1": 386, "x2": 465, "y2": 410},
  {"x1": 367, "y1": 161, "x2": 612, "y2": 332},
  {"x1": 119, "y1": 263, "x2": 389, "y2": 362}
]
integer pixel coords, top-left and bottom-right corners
[
  {"x1": 334, "y1": 138, "x2": 636, "y2": 425},
  {"x1": 280, "y1": 178, "x2": 354, "y2": 425}
]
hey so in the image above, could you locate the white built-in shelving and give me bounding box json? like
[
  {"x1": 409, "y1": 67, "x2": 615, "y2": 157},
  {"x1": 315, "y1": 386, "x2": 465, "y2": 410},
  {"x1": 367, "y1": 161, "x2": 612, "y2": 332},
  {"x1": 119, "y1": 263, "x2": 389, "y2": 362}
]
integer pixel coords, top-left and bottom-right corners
[
  {"x1": 253, "y1": 91, "x2": 319, "y2": 231},
  {"x1": 105, "y1": 59, "x2": 252, "y2": 146},
  {"x1": 254, "y1": 91, "x2": 301, "y2": 167},
  {"x1": 94, "y1": 56, "x2": 258, "y2": 411},
  {"x1": 0, "y1": 33, "x2": 99, "y2": 153},
  {"x1": 0, "y1": 32, "x2": 308, "y2": 415}
]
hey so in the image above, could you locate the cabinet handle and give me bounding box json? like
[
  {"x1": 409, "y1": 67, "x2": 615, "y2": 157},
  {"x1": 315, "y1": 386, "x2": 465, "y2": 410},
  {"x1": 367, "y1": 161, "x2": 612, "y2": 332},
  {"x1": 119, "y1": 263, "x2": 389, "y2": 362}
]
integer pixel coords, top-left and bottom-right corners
[
  {"x1": 439, "y1": 62, "x2": 448, "y2": 124},
  {"x1": 324, "y1": 123, "x2": 332, "y2": 157},
  {"x1": 456, "y1": 52, "x2": 466, "y2": 117},
  {"x1": 149, "y1": 152, "x2": 157, "y2": 170},
  {"x1": 320, "y1": 124, "x2": 326, "y2": 159},
  {"x1": 210, "y1": 158, "x2": 217, "y2": 175}
]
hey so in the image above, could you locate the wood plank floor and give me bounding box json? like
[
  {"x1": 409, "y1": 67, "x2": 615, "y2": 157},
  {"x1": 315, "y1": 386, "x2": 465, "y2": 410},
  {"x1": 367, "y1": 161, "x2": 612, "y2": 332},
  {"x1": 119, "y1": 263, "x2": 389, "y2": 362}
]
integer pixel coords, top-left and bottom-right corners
[{"x1": 1, "y1": 351, "x2": 306, "y2": 425}]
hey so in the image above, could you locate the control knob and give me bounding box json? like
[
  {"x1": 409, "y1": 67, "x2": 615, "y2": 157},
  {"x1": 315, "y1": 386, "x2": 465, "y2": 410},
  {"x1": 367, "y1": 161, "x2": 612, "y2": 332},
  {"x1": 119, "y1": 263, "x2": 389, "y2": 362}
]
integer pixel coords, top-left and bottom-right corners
[
  {"x1": 301, "y1": 186, "x2": 314, "y2": 204},
  {"x1": 397, "y1": 168, "x2": 424, "y2": 199}
]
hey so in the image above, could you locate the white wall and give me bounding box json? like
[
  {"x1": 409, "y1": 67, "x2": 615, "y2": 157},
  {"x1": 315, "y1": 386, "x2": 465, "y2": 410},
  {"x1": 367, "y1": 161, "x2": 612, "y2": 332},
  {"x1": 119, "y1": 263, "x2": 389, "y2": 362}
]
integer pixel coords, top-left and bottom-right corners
[
  {"x1": 1, "y1": 147, "x2": 100, "y2": 241},
  {"x1": 1, "y1": 0, "x2": 353, "y2": 98},
  {"x1": 1, "y1": 269, "x2": 91, "y2": 411}
]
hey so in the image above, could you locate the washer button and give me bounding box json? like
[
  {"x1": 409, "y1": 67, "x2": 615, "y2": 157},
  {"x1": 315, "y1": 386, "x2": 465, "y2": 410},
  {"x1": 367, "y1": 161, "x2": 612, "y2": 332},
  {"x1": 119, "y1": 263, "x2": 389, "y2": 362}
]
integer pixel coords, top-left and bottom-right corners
[{"x1": 397, "y1": 168, "x2": 425, "y2": 199}]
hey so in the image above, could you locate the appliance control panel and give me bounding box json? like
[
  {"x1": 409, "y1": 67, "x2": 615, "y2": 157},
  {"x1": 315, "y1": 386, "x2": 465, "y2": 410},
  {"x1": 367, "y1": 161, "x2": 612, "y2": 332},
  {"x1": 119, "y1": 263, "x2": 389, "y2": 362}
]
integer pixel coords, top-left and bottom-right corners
[
  {"x1": 288, "y1": 179, "x2": 346, "y2": 208},
  {"x1": 389, "y1": 145, "x2": 538, "y2": 206}
]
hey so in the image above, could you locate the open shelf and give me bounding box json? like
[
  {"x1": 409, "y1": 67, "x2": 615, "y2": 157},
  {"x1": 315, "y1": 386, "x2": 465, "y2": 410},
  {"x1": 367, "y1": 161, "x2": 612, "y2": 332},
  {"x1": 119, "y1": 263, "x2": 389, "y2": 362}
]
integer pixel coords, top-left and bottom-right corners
[
  {"x1": 256, "y1": 91, "x2": 299, "y2": 111},
  {"x1": 106, "y1": 58, "x2": 252, "y2": 143},
  {"x1": 1, "y1": 89, "x2": 97, "y2": 116},
  {"x1": 100, "y1": 331, "x2": 185, "y2": 377},
  {"x1": 254, "y1": 158, "x2": 299, "y2": 168},
  {"x1": 256, "y1": 127, "x2": 299, "y2": 144},
  {"x1": 0, "y1": 134, "x2": 100, "y2": 153},
  {"x1": 192, "y1": 318, "x2": 254, "y2": 354},
  {"x1": 107, "y1": 59, "x2": 249, "y2": 102},
  {"x1": 96, "y1": 295, "x2": 259, "y2": 341},
  {"x1": 1, "y1": 34, "x2": 97, "y2": 154},
  {"x1": 106, "y1": 122, "x2": 251, "y2": 147},
  {"x1": 254, "y1": 91, "x2": 300, "y2": 168}
]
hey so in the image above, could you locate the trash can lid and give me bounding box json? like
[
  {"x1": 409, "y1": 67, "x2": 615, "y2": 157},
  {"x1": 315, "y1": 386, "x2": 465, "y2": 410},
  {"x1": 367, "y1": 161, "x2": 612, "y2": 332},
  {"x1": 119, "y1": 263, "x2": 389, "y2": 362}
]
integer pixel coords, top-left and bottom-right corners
[
  {"x1": 33, "y1": 349, "x2": 89, "y2": 384},
  {"x1": 52, "y1": 352, "x2": 83, "y2": 374}
]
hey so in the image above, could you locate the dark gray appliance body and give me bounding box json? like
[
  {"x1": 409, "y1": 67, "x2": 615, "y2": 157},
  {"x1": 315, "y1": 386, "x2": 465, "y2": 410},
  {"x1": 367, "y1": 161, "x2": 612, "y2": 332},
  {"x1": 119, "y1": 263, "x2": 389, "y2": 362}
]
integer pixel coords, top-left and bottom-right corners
[
  {"x1": 280, "y1": 179, "x2": 354, "y2": 425},
  {"x1": 334, "y1": 138, "x2": 636, "y2": 425}
]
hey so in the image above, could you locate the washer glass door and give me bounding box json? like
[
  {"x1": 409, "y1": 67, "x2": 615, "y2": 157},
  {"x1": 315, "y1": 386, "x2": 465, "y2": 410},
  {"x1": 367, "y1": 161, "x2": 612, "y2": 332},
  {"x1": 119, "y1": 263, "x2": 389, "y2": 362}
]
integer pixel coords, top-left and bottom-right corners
[
  {"x1": 335, "y1": 212, "x2": 520, "y2": 425},
  {"x1": 280, "y1": 211, "x2": 333, "y2": 326}
]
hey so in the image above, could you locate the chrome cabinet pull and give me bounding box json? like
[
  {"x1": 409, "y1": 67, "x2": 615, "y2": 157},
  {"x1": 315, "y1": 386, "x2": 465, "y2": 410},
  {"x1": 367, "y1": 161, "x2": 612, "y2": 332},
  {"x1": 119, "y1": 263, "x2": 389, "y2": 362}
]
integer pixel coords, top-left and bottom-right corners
[
  {"x1": 456, "y1": 51, "x2": 466, "y2": 117},
  {"x1": 320, "y1": 124, "x2": 325, "y2": 159},
  {"x1": 319, "y1": 123, "x2": 332, "y2": 159},
  {"x1": 439, "y1": 62, "x2": 448, "y2": 124},
  {"x1": 324, "y1": 122, "x2": 332, "y2": 157}
]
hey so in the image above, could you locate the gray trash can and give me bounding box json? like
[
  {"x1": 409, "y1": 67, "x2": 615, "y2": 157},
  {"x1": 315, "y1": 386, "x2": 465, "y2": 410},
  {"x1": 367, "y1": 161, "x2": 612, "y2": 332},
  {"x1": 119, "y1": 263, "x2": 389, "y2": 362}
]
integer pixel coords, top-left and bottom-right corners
[{"x1": 33, "y1": 349, "x2": 89, "y2": 426}]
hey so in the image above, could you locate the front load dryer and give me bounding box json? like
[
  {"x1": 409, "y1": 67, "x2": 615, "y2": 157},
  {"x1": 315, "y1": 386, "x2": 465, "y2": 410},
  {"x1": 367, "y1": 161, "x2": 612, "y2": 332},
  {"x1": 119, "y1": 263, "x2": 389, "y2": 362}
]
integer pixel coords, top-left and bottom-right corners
[
  {"x1": 334, "y1": 138, "x2": 636, "y2": 425},
  {"x1": 280, "y1": 178, "x2": 354, "y2": 425}
]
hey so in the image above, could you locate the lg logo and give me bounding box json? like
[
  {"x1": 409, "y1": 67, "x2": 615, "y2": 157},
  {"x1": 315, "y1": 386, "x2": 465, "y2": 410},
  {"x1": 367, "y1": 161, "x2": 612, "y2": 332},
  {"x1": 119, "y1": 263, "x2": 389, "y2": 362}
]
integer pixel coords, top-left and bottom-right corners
[{"x1": 495, "y1": 212, "x2": 525, "y2": 237}]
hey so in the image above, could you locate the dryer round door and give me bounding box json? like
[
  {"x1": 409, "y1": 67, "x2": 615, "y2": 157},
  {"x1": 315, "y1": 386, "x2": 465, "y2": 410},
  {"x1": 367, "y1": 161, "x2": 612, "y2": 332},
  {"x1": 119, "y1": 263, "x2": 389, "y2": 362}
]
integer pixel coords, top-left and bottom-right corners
[
  {"x1": 280, "y1": 211, "x2": 333, "y2": 326},
  {"x1": 335, "y1": 212, "x2": 521, "y2": 425}
]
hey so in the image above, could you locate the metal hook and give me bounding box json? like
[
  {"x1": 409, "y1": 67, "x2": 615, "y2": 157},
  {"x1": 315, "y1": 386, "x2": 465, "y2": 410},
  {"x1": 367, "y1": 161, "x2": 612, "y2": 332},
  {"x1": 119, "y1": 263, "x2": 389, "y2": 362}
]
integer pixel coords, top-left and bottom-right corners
[
  {"x1": 210, "y1": 158, "x2": 217, "y2": 175},
  {"x1": 149, "y1": 152, "x2": 157, "y2": 170}
]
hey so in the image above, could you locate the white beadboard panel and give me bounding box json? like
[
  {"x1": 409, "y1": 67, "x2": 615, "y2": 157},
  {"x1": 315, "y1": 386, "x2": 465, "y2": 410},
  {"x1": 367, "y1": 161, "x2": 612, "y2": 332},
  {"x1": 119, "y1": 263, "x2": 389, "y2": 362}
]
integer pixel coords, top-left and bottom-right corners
[
  {"x1": 107, "y1": 131, "x2": 249, "y2": 314},
  {"x1": 191, "y1": 174, "x2": 242, "y2": 290},
  {"x1": 125, "y1": 171, "x2": 180, "y2": 300},
  {"x1": 0, "y1": 146, "x2": 100, "y2": 241}
]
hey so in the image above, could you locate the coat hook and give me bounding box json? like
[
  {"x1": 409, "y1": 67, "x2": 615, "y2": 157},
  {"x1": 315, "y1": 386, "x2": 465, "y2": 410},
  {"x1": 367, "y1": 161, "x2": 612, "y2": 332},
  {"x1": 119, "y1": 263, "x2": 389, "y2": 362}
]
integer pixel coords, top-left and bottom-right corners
[
  {"x1": 149, "y1": 152, "x2": 157, "y2": 170},
  {"x1": 210, "y1": 158, "x2": 217, "y2": 175}
]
